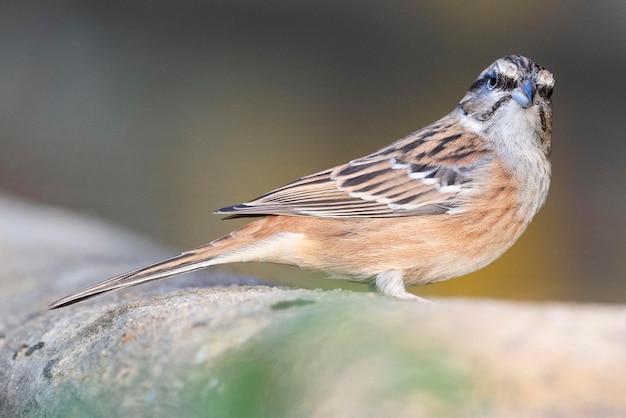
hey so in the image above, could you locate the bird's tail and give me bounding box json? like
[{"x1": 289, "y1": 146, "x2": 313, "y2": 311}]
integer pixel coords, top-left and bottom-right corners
[{"x1": 48, "y1": 218, "x2": 281, "y2": 309}]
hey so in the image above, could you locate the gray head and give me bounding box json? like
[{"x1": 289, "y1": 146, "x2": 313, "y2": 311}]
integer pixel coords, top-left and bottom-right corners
[{"x1": 459, "y1": 55, "x2": 555, "y2": 157}]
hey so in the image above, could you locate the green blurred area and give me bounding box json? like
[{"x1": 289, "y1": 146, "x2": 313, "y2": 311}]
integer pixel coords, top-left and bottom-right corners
[
  {"x1": 44, "y1": 296, "x2": 484, "y2": 417},
  {"x1": 184, "y1": 300, "x2": 477, "y2": 418},
  {"x1": 0, "y1": 1, "x2": 624, "y2": 302}
]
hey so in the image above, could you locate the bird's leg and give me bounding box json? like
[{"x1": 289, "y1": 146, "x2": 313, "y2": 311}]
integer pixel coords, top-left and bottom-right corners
[{"x1": 373, "y1": 270, "x2": 433, "y2": 302}]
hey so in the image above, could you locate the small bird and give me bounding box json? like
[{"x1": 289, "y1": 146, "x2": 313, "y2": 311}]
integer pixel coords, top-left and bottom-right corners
[{"x1": 49, "y1": 55, "x2": 555, "y2": 309}]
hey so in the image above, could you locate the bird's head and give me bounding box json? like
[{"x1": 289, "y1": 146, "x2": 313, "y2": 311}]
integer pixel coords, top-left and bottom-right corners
[{"x1": 459, "y1": 55, "x2": 555, "y2": 158}]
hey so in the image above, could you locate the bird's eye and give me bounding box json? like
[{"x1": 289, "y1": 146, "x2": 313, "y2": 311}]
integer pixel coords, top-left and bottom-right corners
[{"x1": 487, "y1": 72, "x2": 498, "y2": 90}]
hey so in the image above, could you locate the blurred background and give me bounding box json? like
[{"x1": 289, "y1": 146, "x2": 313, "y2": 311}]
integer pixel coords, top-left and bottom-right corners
[{"x1": 0, "y1": 0, "x2": 624, "y2": 303}]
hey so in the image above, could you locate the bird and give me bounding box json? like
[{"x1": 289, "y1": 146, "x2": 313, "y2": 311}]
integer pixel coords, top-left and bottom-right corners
[{"x1": 49, "y1": 55, "x2": 555, "y2": 309}]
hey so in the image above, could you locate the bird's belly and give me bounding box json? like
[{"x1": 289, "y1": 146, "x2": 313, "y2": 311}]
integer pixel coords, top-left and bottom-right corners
[{"x1": 290, "y1": 208, "x2": 528, "y2": 284}]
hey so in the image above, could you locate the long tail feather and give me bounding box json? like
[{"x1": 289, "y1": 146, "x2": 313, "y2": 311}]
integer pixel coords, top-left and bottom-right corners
[
  {"x1": 48, "y1": 216, "x2": 298, "y2": 309},
  {"x1": 48, "y1": 248, "x2": 224, "y2": 309}
]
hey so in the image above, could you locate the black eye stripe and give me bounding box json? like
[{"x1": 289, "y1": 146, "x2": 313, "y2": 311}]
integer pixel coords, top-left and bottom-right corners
[
  {"x1": 538, "y1": 85, "x2": 553, "y2": 99},
  {"x1": 469, "y1": 78, "x2": 484, "y2": 91},
  {"x1": 492, "y1": 74, "x2": 516, "y2": 90},
  {"x1": 470, "y1": 73, "x2": 517, "y2": 92}
]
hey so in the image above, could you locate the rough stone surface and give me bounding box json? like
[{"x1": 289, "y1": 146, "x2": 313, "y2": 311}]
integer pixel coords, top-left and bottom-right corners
[{"x1": 1, "y1": 193, "x2": 625, "y2": 417}]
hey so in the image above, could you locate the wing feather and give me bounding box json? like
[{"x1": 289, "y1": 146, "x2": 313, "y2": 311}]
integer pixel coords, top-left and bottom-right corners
[{"x1": 217, "y1": 114, "x2": 492, "y2": 219}]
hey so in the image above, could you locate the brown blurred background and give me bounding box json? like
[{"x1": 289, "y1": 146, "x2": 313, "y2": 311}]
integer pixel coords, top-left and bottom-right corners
[{"x1": 0, "y1": 1, "x2": 624, "y2": 303}]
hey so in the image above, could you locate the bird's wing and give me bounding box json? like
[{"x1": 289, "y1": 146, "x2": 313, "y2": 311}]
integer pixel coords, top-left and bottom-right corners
[{"x1": 217, "y1": 116, "x2": 492, "y2": 218}]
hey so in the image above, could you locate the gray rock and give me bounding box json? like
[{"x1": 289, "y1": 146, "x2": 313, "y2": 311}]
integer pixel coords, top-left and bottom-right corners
[{"x1": 1, "y1": 194, "x2": 625, "y2": 417}]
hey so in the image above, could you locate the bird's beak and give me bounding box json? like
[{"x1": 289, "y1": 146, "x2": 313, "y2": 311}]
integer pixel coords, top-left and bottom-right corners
[{"x1": 511, "y1": 79, "x2": 536, "y2": 108}]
